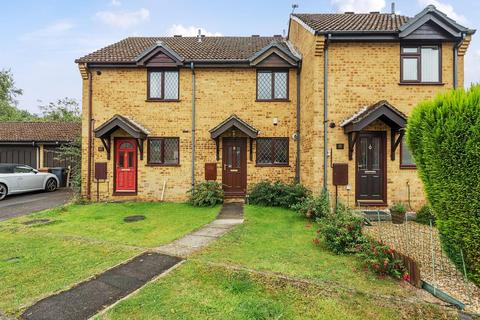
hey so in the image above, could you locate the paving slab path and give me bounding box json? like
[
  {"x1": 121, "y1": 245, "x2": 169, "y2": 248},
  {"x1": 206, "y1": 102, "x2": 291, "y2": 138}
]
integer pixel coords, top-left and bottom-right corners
[{"x1": 20, "y1": 202, "x2": 244, "y2": 320}]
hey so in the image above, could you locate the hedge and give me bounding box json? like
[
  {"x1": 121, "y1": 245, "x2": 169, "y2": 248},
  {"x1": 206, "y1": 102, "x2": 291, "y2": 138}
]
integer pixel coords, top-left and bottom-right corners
[{"x1": 406, "y1": 85, "x2": 480, "y2": 285}]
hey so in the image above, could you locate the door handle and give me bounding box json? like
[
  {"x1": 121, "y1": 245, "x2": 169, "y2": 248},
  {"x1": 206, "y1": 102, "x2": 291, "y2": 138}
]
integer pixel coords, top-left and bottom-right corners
[{"x1": 224, "y1": 164, "x2": 227, "y2": 170}]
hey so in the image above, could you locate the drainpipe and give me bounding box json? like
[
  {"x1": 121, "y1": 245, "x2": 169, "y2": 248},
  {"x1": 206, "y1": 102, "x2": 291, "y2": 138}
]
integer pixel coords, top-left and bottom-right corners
[
  {"x1": 87, "y1": 67, "x2": 93, "y2": 200},
  {"x1": 453, "y1": 33, "x2": 465, "y2": 89},
  {"x1": 323, "y1": 34, "x2": 331, "y2": 190},
  {"x1": 191, "y1": 62, "x2": 196, "y2": 190},
  {"x1": 295, "y1": 62, "x2": 302, "y2": 183}
]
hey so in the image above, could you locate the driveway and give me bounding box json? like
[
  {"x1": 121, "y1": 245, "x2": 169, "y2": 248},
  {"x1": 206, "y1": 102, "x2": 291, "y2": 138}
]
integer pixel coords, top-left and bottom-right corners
[{"x1": 0, "y1": 188, "x2": 73, "y2": 221}]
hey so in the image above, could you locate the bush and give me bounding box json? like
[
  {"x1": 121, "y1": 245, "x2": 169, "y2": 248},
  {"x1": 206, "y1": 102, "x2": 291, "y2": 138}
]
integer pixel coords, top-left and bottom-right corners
[
  {"x1": 292, "y1": 188, "x2": 330, "y2": 219},
  {"x1": 359, "y1": 240, "x2": 406, "y2": 279},
  {"x1": 389, "y1": 202, "x2": 407, "y2": 214},
  {"x1": 317, "y1": 204, "x2": 365, "y2": 254},
  {"x1": 188, "y1": 181, "x2": 224, "y2": 207},
  {"x1": 415, "y1": 204, "x2": 436, "y2": 226},
  {"x1": 248, "y1": 181, "x2": 310, "y2": 208},
  {"x1": 407, "y1": 85, "x2": 480, "y2": 284}
]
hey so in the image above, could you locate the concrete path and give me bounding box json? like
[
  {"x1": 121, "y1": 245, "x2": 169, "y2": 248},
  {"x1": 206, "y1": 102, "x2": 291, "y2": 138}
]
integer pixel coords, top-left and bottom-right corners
[
  {"x1": 20, "y1": 202, "x2": 244, "y2": 320},
  {"x1": 0, "y1": 188, "x2": 73, "y2": 221},
  {"x1": 155, "y1": 202, "x2": 244, "y2": 257}
]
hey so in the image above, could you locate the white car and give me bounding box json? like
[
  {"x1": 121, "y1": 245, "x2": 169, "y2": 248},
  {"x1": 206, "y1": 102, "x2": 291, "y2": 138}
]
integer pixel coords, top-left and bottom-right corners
[{"x1": 0, "y1": 164, "x2": 59, "y2": 201}]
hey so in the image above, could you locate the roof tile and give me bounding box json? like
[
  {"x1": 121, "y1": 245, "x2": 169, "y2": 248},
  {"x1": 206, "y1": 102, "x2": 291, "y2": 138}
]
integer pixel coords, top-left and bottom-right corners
[{"x1": 0, "y1": 122, "x2": 81, "y2": 142}]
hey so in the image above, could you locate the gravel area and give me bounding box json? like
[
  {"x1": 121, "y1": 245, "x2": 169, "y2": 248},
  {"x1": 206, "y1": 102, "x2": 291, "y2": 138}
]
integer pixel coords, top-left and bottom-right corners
[{"x1": 364, "y1": 221, "x2": 480, "y2": 313}]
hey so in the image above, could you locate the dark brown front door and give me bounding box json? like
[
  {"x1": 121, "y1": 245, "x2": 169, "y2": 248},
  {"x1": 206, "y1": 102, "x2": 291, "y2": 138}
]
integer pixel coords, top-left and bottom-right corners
[
  {"x1": 356, "y1": 132, "x2": 386, "y2": 204},
  {"x1": 222, "y1": 138, "x2": 247, "y2": 196}
]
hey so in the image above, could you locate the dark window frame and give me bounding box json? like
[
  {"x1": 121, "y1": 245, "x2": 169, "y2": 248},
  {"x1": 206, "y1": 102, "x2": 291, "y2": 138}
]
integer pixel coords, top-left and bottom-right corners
[
  {"x1": 147, "y1": 69, "x2": 180, "y2": 101},
  {"x1": 256, "y1": 69, "x2": 289, "y2": 101},
  {"x1": 255, "y1": 137, "x2": 289, "y2": 166},
  {"x1": 400, "y1": 44, "x2": 442, "y2": 84},
  {"x1": 400, "y1": 136, "x2": 416, "y2": 169},
  {"x1": 147, "y1": 137, "x2": 180, "y2": 166}
]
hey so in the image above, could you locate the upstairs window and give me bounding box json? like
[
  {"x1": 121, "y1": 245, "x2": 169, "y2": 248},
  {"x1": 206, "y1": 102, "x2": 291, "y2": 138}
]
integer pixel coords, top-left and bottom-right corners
[
  {"x1": 400, "y1": 136, "x2": 416, "y2": 169},
  {"x1": 148, "y1": 70, "x2": 179, "y2": 100},
  {"x1": 401, "y1": 45, "x2": 441, "y2": 83},
  {"x1": 257, "y1": 70, "x2": 288, "y2": 100},
  {"x1": 256, "y1": 138, "x2": 289, "y2": 166},
  {"x1": 147, "y1": 137, "x2": 179, "y2": 165}
]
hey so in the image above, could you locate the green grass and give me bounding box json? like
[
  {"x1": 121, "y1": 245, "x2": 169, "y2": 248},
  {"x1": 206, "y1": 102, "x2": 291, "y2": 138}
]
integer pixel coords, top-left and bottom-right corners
[
  {"x1": 0, "y1": 202, "x2": 220, "y2": 315},
  {"x1": 100, "y1": 206, "x2": 452, "y2": 319}
]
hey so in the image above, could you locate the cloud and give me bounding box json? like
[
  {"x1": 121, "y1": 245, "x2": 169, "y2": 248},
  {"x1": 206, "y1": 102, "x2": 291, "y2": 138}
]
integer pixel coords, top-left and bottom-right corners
[
  {"x1": 110, "y1": 0, "x2": 121, "y2": 6},
  {"x1": 331, "y1": 0, "x2": 385, "y2": 13},
  {"x1": 167, "y1": 24, "x2": 222, "y2": 36},
  {"x1": 21, "y1": 20, "x2": 74, "y2": 40},
  {"x1": 417, "y1": 0, "x2": 468, "y2": 24},
  {"x1": 95, "y1": 8, "x2": 150, "y2": 28}
]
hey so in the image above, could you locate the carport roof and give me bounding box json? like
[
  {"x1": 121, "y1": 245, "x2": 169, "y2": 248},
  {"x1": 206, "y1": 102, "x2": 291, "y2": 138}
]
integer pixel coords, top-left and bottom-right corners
[{"x1": 0, "y1": 122, "x2": 81, "y2": 143}]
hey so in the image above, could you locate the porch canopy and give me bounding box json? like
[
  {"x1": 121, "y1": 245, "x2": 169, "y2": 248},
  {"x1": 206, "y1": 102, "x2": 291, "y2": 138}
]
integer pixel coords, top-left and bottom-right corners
[
  {"x1": 209, "y1": 114, "x2": 259, "y2": 160},
  {"x1": 341, "y1": 100, "x2": 407, "y2": 160},
  {"x1": 94, "y1": 114, "x2": 149, "y2": 160}
]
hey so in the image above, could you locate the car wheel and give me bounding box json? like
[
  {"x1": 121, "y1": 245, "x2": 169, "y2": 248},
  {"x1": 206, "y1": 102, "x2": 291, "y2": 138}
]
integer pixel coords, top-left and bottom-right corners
[
  {"x1": 45, "y1": 178, "x2": 57, "y2": 192},
  {"x1": 0, "y1": 183, "x2": 7, "y2": 201}
]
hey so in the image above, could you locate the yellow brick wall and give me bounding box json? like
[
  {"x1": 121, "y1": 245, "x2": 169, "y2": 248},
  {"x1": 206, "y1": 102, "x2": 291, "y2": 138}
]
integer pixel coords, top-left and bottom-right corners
[
  {"x1": 288, "y1": 18, "x2": 462, "y2": 210},
  {"x1": 81, "y1": 67, "x2": 297, "y2": 202}
]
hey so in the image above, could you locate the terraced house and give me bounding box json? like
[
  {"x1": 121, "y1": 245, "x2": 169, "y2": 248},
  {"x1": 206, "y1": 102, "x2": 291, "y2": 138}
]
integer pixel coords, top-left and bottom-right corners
[{"x1": 77, "y1": 5, "x2": 474, "y2": 208}]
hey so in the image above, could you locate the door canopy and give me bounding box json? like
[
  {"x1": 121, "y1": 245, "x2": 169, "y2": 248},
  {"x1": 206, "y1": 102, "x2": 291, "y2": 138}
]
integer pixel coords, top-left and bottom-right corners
[
  {"x1": 94, "y1": 115, "x2": 149, "y2": 160},
  {"x1": 209, "y1": 114, "x2": 259, "y2": 139},
  {"x1": 341, "y1": 100, "x2": 407, "y2": 161}
]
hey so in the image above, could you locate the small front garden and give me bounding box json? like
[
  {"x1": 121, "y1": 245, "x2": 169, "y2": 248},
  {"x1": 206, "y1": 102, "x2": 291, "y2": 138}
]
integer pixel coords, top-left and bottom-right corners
[{"x1": 0, "y1": 202, "x2": 220, "y2": 315}]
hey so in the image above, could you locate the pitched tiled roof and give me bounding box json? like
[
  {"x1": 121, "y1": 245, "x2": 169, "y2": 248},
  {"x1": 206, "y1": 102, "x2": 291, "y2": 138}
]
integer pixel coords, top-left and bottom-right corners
[
  {"x1": 0, "y1": 122, "x2": 81, "y2": 142},
  {"x1": 292, "y1": 13, "x2": 410, "y2": 33},
  {"x1": 76, "y1": 36, "x2": 290, "y2": 64}
]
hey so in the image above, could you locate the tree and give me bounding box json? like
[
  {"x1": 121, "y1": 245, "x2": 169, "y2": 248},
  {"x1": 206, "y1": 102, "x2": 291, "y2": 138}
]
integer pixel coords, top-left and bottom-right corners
[
  {"x1": 39, "y1": 97, "x2": 81, "y2": 122},
  {"x1": 406, "y1": 85, "x2": 480, "y2": 285},
  {"x1": 0, "y1": 69, "x2": 35, "y2": 121}
]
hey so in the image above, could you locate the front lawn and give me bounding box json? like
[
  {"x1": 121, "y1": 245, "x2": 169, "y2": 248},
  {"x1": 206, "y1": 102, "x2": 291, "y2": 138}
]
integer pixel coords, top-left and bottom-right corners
[
  {"x1": 100, "y1": 206, "x2": 452, "y2": 319},
  {"x1": 0, "y1": 202, "x2": 219, "y2": 315}
]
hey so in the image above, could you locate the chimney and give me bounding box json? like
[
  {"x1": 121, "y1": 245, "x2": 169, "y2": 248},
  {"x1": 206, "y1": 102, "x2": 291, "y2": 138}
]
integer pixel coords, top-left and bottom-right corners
[
  {"x1": 344, "y1": 11, "x2": 354, "y2": 14},
  {"x1": 391, "y1": 2, "x2": 395, "y2": 14},
  {"x1": 197, "y1": 29, "x2": 202, "y2": 42}
]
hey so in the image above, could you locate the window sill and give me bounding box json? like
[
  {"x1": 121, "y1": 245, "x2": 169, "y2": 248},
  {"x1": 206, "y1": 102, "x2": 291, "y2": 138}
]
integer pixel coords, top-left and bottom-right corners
[
  {"x1": 145, "y1": 99, "x2": 181, "y2": 102},
  {"x1": 398, "y1": 82, "x2": 444, "y2": 86},
  {"x1": 400, "y1": 165, "x2": 417, "y2": 170},
  {"x1": 146, "y1": 164, "x2": 181, "y2": 167},
  {"x1": 255, "y1": 164, "x2": 290, "y2": 167},
  {"x1": 256, "y1": 99, "x2": 291, "y2": 102}
]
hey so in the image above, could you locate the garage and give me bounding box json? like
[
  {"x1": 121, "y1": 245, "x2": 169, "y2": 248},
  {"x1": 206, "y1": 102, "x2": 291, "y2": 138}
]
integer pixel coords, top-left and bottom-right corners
[{"x1": 0, "y1": 145, "x2": 38, "y2": 168}]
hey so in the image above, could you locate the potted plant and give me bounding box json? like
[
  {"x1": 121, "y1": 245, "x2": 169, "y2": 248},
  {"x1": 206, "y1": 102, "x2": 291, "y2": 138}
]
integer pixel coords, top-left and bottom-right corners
[{"x1": 390, "y1": 202, "x2": 407, "y2": 224}]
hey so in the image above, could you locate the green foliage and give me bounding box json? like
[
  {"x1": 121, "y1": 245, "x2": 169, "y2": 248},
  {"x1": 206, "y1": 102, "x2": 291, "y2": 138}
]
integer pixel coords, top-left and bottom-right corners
[
  {"x1": 188, "y1": 181, "x2": 224, "y2": 207},
  {"x1": 247, "y1": 181, "x2": 310, "y2": 208},
  {"x1": 389, "y1": 202, "x2": 407, "y2": 214},
  {"x1": 359, "y1": 240, "x2": 406, "y2": 279},
  {"x1": 415, "y1": 204, "x2": 436, "y2": 226},
  {"x1": 317, "y1": 204, "x2": 365, "y2": 254},
  {"x1": 38, "y1": 97, "x2": 81, "y2": 122},
  {"x1": 406, "y1": 85, "x2": 480, "y2": 284},
  {"x1": 291, "y1": 188, "x2": 330, "y2": 219},
  {"x1": 0, "y1": 69, "x2": 35, "y2": 121},
  {"x1": 58, "y1": 136, "x2": 82, "y2": 193}
]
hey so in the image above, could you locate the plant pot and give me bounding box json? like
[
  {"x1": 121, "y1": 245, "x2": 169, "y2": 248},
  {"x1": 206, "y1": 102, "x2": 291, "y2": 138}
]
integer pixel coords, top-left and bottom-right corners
[{"x1": 391, "y1": 210, "x2": 406, "y2": 224}]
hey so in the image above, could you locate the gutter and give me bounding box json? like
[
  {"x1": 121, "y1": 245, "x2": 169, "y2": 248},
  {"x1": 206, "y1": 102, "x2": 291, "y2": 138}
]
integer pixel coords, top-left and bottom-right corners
[
  {"x1": 453, "y1": 33, "x2": 465, "y2": 89},
  {"x1": 323, "y1": 34, "x2": 331, "y2": 190},
  {"x1": 295, "y1": 62, "x2": 302, "y2": 183},
  {"x1": 191, "y1": 62, "x2": 196, "y2": 190},
  {"x1": 87, "y1": 67, "x2": 93, "y2": 200}
]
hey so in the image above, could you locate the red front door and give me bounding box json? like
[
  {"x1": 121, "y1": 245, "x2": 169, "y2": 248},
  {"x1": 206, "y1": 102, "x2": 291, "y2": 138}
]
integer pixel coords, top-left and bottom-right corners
[{"x1": 115, "y1": 139, "x2": 137, "y2": 192}]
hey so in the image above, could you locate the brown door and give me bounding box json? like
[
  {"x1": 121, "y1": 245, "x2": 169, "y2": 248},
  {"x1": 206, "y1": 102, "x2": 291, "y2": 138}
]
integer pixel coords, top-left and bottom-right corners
[
  {"x1": 222, "y1": 138, "x2": 247, "y2": 196},
  {"x1": 356, "y1": 132, "x2": 386, "y2": 203}
]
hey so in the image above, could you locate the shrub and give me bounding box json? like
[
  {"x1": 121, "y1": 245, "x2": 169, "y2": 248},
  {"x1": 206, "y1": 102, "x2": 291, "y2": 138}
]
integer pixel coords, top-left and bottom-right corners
[
  {"x1": 415, "y1": 204, "x2": 436, "y2": 226},
  {"x1": 389, "y1": 202, "x2": 407, "y2": 214},
  {"x1": 407, "y1": 85, "x2": 480, "y2": 284},
  {"x1": 317, "y1": 204, "x2": 365, "y2": 254},
  {"x1": 292, "y1": 188, "x2": 330, "y2": 219},
  {"x1": 188, "y1": 181, "x2": 224, "y2": 207},
  {"x1": 248, "y1": 181, "x2": 310, "y2": 208},
  {"x1": 359, "y1": 240, "x2": 406, "y2": 279}
]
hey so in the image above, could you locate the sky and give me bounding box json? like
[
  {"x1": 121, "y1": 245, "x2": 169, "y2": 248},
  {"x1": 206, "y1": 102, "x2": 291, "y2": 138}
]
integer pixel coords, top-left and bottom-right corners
[{"x1": 1, "y1": 0, "x2": 479, "y2": 114}]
